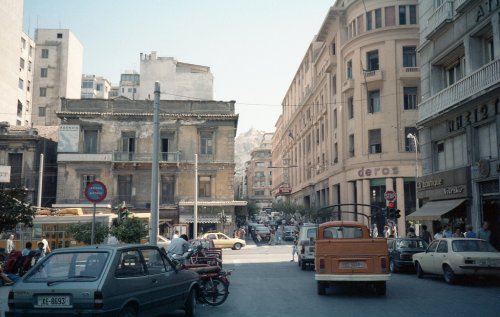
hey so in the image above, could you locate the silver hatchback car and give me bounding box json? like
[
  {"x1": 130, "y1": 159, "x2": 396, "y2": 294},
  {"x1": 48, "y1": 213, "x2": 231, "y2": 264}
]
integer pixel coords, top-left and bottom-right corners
[{"x1": 7, "y1": 244, "x2": 199, "y2": 317}]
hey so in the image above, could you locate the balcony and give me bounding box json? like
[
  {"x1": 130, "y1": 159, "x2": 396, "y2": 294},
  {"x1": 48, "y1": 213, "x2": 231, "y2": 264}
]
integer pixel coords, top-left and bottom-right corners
[
  {"x1": 342, "y1": 78, "x2": 354, "y2": 92},
  {"x1": 362, "y1": 70, "x2": 384, "y2": 83},
  {"x1": 58, "y1": 153, "x2": 113, "y2": 162},
  {"x1": 454, "y1": 0, "x2": 469, "y2": 13},
  {"x1": 325, "y1": 54, "x2": 337, "y2": 73},
  {"x1": 399, "y1": 67, "x2": 420, "y2": 79},
  {"x1": 113, "y1": 151, "x2": 180, "y2": 163},
  {"x1": 425, "y1": 1, "x2": 454, "y2": 40},
  {"x1": 418, "y1": 58, "x2": 500, "y2": 123}
]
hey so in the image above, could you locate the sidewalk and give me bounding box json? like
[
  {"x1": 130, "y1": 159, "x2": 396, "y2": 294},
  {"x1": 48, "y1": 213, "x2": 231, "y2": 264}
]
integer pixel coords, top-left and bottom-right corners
[{"x1": 0, "y1": 284, "x2": 11, "y2": 317}]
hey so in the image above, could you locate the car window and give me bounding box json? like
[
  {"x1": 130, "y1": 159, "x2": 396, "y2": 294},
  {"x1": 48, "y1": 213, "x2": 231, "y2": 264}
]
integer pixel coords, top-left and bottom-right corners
[
  {"x1": 115, "y1": 250, "x2": 145, "y2": 277},
  {"x1": 206, "y1": 234, "x2": 217, "y2": 240},
  {"x1": 436, "y1": 240, "x2": 448, "y2": 253},
  {"x1": 323, "y1": 226, "x2": 362, "y2": 239},
  {"x1": 218, "y1": 234, "x2": 228, "y2": 240},
  {"x1": 427, "y1": 240, "x2": 439, "y2": 252},
  {"x1": 24, "y1": 251, "x2": 109, "y2": 282},
  {"x1": 306, "y1": 228, "x2": 317, "y2": 239},
  {"x1": 452, "y1": 240, "x2": 498, "y2": 252},
  {"x1": 396, "y1": 239, "x2": 427, "y2": 249},
  {"x1": 141, "y1": 248, "x2": 170, "y2": 274}
]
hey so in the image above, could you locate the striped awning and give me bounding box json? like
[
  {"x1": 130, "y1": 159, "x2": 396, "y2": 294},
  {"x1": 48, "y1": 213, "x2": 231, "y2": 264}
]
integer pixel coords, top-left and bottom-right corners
[
  {"x1": 178, "y1": 200, "x2": 247, "y2": 206},
  {"x1": 179, "y1": 214, "x2": 232, "y2": 224}
]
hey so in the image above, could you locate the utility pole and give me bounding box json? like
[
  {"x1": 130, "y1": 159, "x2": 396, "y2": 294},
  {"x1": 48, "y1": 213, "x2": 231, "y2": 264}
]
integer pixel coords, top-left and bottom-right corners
[
  {"x1": 150, "y1": 81, "x2": 160, "y2": 246},
  {"x1": 194, "y1": 154, "x2": 198, "y2": 239}
]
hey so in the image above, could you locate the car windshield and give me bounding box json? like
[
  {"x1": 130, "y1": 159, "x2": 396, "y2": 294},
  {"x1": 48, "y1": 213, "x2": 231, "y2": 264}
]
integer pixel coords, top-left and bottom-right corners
[
  {"x1": 323, "y1": 226, "x2": 362, "y2": 239},
  {"x1": 25, "y1": 251, "x2": 109, "y2": 282},
  {"x1": 452, "y1": 240, "x2": 498, "y2": 252},
  {"x1": 396, "y1": 239, "x2": 427, "y2": 249}
]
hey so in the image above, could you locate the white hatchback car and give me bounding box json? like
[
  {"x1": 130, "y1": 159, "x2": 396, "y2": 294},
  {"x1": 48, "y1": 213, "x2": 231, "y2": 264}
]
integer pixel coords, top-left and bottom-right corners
[{"x1": 412, "y1": 238, "x2": 500, "y2": 284}]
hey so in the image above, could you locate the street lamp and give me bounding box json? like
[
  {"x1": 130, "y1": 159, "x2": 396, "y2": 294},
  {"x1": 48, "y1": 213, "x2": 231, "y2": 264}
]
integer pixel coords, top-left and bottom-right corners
[{"x1": 406, "y1": 133, "x2": 419, "y2": 213}]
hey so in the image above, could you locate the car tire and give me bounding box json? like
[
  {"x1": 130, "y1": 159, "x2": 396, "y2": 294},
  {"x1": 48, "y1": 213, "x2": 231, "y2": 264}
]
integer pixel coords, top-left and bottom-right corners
[
  {"x1": 443, "y1": 265, "x2": 457, "y2": 284},
  {"x1": 119, "y1": 305, "x2": 137, "y2": 317},
  {"x1": 317, "y1": 281, "x2": 326, "y2": 295},
  {"x1": 389, "y1": 259, "x2": 398, "y2": 273},
  {"x1": 184, "y1": 288, "x2": 196, "y2": 317},
  {"x1": 233, "y1": 243, "x2": 242, "y2": 250},
  {"x1": 415, "y1": 262, "x2": 424, "y2": 279},
  {"x1": 374, "y1": 281, "x2": 386, "y2": 296}
]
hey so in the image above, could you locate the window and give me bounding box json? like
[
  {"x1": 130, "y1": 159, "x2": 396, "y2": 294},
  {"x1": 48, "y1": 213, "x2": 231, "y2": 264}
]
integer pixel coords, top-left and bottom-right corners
[
  {"x1": 82, "y1": 81, "x2": 93, "y2": 89},
  {"x1": 8, "y1": 153, "x2": 22, "y2": 186},
  {"x1": 346, "y1": 60, "x2": 353, "y2": 79},
  {"x1": 405, "y1": 127, "x2": 418, "y2": 152},
  {"x1": 20, "y1": 58, "x2": 25, "y2": 70},
  {"x1": 254, "y1": 190, "x2": 265, "y2": 196},
  {"x1": 357, "y1": 15, "x2": 364, "y2": 34},
  {"x1": 403, "y1": 87, "x2": 418, "y2": 110},
  {"x1": 368, "y1": 90, "x2": 380, "y2": 113},
  {"x1": 161, "y1": 175, "x2": 175, "y2": 204},
  {"x1": 437, "y1": 241, "x2": 448, "y2": 253},
  {"x1": 118, "y1": 175, "x2": 133, "y2": 204},
  {"x1": 409, "y1": 5, "x2": 417, "y2": 24},
  {"x1": 57, "y1": 33, "x2": 63, "y2": 38},
  {"x1": 81, "y1": 175, "x2": 96, "y2": 199},
  {"x1": 21, "y1": 37, "x2": 26, "y2": 49},
  {"x1": 122, "y1": 132, "x2": 136, "y2": 153},
  {"x1": 403, "y1": 46, "x2": 417, "y2": 67},
  {"x1": 369, "y1": 129, "x2": 382, "y2": 153},
  {"x1": 333, "y1": 109, "x2": 338, "y2": 128},
  {"x1": 41, "y1": 68, "x2": 48, "y2": 78},
  {"x1": 330, "y1": 40, "x2": 336, "y2": 55},
  {"x1": 348, "y1": 97, "x2": 354, "y2": 119},
  {"x1": 256, "y1": 162, "x2": 265, "y2": 167},
  {"x1": 436, "y1": 134, "x2": 467, "y2": 171},
  {"x1": 84, "y1": 130, "x2": 98, "y2": 153},
  {"x1": 199, "y1": 176, "x2": 211, "y2": 197},
  {"x1": 17, "y1": 101, "x2": 22, "y2": 116},
  {"x1": 18, "y1": 78, "x2": 23, "y2": 89},
  {"x1": 38, "y1": 107, "x2": 46, "y2": 117},
  {"x1": 96, "y1": 84, "x2": 102, "y2": 91},
  {"x1": 28, "y1": 61, "x2": 32, "y2": 72},
  {"x1": 41, "y1": 49, "x2": 49, "y2": 58},
  {"x1": 399, "y1": 6, "x2": 406, "y2": 25},
  {"x1": 375, "y1": 9, "x2": 382, "y2": 28},
  {"x1": 334, "y1": 143, "x2": 338, "y2": 163},
  {"x1": 385, "y1": 6, "x2": 396, "y2": 26},
  {"x1": 477, "y1": 123, "x2": 498, "y2": 160},
  {"x1": 349, "y1": 134, "x2": 355, "y2": 157},
  {"x1": 367, "y1": 50, "x2": 379, "y2": 71},
  {"x1": 27, "y1": 80, "x2": 30, "y2": 92},
  {"x1": 39, "y1": 87, "x2": 47, "y2": 97},
  {"x1": 446, "y1": 58, "x2": 465, "y2": 86},
  {"x1": 200, "y1": 131, "x2": 213, "y2": 155},
  {"x1": 366, "y1": 11, "x2": 372, "y2": 31}
]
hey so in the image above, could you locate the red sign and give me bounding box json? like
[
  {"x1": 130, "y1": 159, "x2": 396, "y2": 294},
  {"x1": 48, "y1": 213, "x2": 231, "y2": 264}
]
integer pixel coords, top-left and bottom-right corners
[
  {"x1": 384, "y1": 190, "x2": 396, "y2": 202},
  {"x1": 278, "y1": 183, "x2": 292, "y2": 195},
  {"x1": 84, "y1": 181, "x2": 107, "y2": 203}
]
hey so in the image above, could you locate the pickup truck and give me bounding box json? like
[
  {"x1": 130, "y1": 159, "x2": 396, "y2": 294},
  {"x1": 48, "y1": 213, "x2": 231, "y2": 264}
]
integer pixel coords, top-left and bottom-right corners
[{"x1": 314, "y1": 220, "x2": 390, "y2": 296}]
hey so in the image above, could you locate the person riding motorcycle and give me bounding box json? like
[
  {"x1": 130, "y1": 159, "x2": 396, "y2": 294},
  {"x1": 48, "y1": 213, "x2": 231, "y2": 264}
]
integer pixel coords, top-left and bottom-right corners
[{"x1": 167, "y1": 234, "x2": 190, "y2": 262}]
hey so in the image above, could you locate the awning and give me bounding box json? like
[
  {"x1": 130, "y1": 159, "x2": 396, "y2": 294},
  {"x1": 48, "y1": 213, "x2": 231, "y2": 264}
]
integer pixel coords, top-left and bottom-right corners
[
  {"x1": 179, "y1": 214, "x2": 232, "y2": 224},
  {"x1": 178, "y1": 200, "x2": 247, "y2": 206},
  {"x1": 407, "y1": 199, "x2": 466, "y2": 221}
]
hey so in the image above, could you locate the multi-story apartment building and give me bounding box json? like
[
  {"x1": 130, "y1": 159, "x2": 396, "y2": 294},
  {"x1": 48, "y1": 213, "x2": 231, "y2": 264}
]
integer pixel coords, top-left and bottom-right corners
[
  {"x1": 31, "y1": 29, "x2": 83, "y2": 126},
  {"x1": 138, "y1": 52, "x2": 213, "y2": 100},
  {"x1": 409, "y1": 0, "x2": 500, "y2": 249},
  {"x1": 118, "y1": 70, "x2": 140, "y2": 100},
  {"x1": 245, "y1": 133, "x2": 274, "y2": 211},
  {"x1": 54, "y1": 98, "x2": 244, "y2": 238},
  {"x1": 18, "y1": 32, "x2": 36, "y2": 127},
  {"x1": 0, "y1": 0, "x2": 25, "y2": 126},
  {"x1": 81, "y1": 75, "x2": 112, "y2": 99},
  {"x1": 273, "y1": 0, "x2": 420, "y2": 235}
]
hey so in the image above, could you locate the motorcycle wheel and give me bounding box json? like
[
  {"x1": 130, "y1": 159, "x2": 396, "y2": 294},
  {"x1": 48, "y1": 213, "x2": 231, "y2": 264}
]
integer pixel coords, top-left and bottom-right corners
[{"x1": 200, "y1": 278, "x2": 229, "y2": 306}]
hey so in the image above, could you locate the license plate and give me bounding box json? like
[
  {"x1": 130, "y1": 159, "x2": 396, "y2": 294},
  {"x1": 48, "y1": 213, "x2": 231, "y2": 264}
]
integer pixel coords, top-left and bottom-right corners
[
  {"x1": 36, "y1": 295, "x2": 71, "y2": 308},
  {"x1": 339, "y1": 261, "x2": 367, "y2": 269}
]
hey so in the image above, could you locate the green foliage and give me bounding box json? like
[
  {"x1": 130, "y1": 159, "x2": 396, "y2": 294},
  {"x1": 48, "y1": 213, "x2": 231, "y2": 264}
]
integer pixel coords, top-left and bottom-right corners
[
  {"x1": 110, "y1": 217, "x2": 148, "y2": 243},
  {"x1": 246, "y1": 201, "x2": 260, "y2": 216},
  {"x1": 67, "y1": 221, "x2": 110, "y2": 245},
  {"x1": 0, "y1": 187, "x2": 36, "y2": 233},
  {"x1": 272, "y1": 201, "x2": 308, "y2": 216}
]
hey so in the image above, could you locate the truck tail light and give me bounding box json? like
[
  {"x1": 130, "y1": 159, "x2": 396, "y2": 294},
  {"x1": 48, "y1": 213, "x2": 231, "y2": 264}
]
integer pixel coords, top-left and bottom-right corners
[
  {"x1": 94, "y1": 291, "x2": 104, "y2": 309},
  {"x1": 319, "y1": 258, "x2": 325, "y2": 273},
  {"x1": 380, "y1": 257, "x2": 387, "y2": 272}
]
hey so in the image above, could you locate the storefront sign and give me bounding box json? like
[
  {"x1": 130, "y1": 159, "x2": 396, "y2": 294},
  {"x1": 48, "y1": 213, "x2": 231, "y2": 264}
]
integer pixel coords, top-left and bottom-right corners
[
  {"x1": 357, "y1": 167, "x2": 399, "y2": 178},
  {"x1": 448, "y1": 102, "x2": 497, "y2": 132},
  {"x1": 278, "y1": 183, "x2": 292, "y2": 194},
  {"x1": 0, "y1": 166, "x2": 11, "y2": 183},
  {"x1": 444, "y1": 186, "x2": 465, "y2": 195},
  {"x1": 417, "y1": 178, "x2": 444, "y2": 189},
  {"x1": 417, "y1": 168, "x2": 469, "y2": 200}
]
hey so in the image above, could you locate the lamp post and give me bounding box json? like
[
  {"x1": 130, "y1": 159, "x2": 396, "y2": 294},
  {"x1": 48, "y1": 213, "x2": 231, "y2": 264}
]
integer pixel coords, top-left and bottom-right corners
[{"x1": 406, "y1": 133, "x2": 419, "y2": 213}]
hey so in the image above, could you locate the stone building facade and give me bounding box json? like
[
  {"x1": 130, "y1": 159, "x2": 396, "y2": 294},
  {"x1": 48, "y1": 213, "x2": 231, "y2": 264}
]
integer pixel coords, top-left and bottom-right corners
[
  {"x1": 54, "y1": 98, "x2": 243, "y2": 238},
  {"x1": 273, "y1": 0, "x2": 420, "y2": 235},
  {"x1": 245, "y1": 133, "x2": 274, "y2": 211}
]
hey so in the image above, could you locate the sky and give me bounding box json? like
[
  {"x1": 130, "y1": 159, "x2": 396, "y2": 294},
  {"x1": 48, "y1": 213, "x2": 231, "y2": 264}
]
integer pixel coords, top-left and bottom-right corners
[{"x1": 23, "y1": 0, "x2": 333, "y2": 135}]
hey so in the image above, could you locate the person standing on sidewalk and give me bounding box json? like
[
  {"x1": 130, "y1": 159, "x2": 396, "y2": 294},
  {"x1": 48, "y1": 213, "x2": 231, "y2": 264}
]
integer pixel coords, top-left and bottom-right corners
[
  {"x1": 6, "y1": 234, "x2": 15, "y2": 254},
  {"x1": 290, "y1": 231, "x2": 299, "y2": 262}
]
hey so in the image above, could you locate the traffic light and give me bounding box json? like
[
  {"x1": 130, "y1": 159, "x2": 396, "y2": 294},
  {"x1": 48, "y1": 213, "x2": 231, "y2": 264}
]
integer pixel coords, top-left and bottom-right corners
[
  {"x1": 387, "y1": 202, "x2": 396, "y2": 219},
  {"x1": 118, "y1": 206, "x2": 129, "y2": 222},
  {"x1": 395, "y1": 209, "x2": 401, "y2": 219}
]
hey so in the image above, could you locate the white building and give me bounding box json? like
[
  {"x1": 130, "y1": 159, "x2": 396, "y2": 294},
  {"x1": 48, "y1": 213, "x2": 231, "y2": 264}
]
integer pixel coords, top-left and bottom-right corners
[
  {"x1": 138, "y1": 51, "x2": 213, "y2": 100},
  {"x1": 81, "y1": 74, "x2": 111, "y2": 99},
  {"x1": 17, "y1": 32, "x2": 36, "y2": 127},
  {"x1": 0, "y1": 0, "x2": 24, "y2": 126},
  {"x1": 31, "y1": 29, "x2": 83, "y2": 126},
  {"x1": 118, "y1": 70, "x2": 140, "y2": 100}
]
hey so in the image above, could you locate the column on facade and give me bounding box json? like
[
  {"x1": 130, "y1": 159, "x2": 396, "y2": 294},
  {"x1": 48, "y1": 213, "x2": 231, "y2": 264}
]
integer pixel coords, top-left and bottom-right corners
[
  {"x1": 493, "y1": 13, "x2": 500, "y2": 60},
  {"x1": 346, "y1": 181, "x2": 356, "y2": 221},
  {"x1": 396, "y1": 177, "x2": 406, "y2": 237},
  {"x1": 356, "y1": 180, "x2": 364, "y2": 225},
  {"x1": 363, "y1": 179, "x2": 371, "y2": 226}
]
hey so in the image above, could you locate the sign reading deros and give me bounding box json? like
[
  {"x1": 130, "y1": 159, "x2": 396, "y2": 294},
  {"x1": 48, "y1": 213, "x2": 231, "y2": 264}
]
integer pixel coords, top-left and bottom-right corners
[
  {"x1": 84, "y1": 181, "x2": 107, "y2": 203},
  {"x1": 384, "y1": 190, "x2": 396, "y2": 202}
]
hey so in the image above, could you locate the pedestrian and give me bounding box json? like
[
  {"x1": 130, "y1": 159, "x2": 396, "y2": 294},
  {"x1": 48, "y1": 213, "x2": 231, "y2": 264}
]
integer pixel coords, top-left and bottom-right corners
[
  {"x1": 477, "y1": 221, "x2": 492, "y2": 242},
  {"x1": 6, "y1": 234, "x2": 15, "y2": 254},
  {"x1": 31, "y1": 242, "x2": 45, "y2": 266},
  {"x1": 442, "y1": 225, "x2": 452, "y2": 238},
  {"x1": 290, "y1": 230, "x2": 298, "y2": 262},
  {"x1": 21, "y1": 241, "x2": 32, "y2": 256},
  {"x1": 41, "y1": 234, "x2": 51, "y2": 254},
  {"x1": 420, "y1": 225, "x2": 433, "y2": 243},
  {"x1": 407, "y1": 227, "x2": 416, "y2": 238},
  {"x1": 464, "y1": 225, "x2": 476, "y2": 238},
  {"x1": 172, "y1": 230, "x2": 180, "y2": 239},
  {"x1": 452, "y1": 227, "x2": 462, "y2": 237},
  {"x1": 167, "y1": 234, "x2": 190, "y2": 258},
  {"x1": 434, "y1": 227, "x2": 443, "y2": 239}
]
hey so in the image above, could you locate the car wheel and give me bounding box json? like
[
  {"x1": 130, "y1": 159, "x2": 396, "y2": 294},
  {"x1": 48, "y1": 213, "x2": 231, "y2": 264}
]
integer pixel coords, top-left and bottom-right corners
[
  {"x1": 184, "y1": 288, "x2": 196, "y2": 317},
  {"x1": 233, "y1": 243, "x2": 242, "y2": 250},
  {"x1": 443, "y1": 265, "x2": 457, "y2": 284},
  {"x1": 119, "y1": 305, "x2": 137, "y2": 317},
  {"x1": 317, "y1": 281, "x2": 326, "y2": 295},
  {"x1": 374, "y1": 281, "x2": 386, "y2": 296},
  {"x1": 301, "y1": 261, "x2": 307, "y2": 271},
  {"x1": 389, "y1": 259, "x2": 398, "y2": 273},
  {"x1": 415, "y1": 262, "x2": 424, "y2": 278}
]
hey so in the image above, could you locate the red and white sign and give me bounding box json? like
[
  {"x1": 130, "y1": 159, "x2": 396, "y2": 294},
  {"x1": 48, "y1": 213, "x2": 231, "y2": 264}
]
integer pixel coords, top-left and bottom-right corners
[{"x1": 384, "y1": 190, "x2": 396, "y2": 202}]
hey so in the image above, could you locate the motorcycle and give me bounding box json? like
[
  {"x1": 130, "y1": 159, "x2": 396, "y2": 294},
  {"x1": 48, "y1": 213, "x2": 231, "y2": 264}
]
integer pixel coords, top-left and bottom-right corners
[{"x1": 167, "y1": 247, "x2": 231, "y2": 306}]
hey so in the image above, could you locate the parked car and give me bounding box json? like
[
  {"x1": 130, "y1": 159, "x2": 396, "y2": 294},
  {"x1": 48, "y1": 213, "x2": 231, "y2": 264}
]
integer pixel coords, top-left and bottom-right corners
[
  {"x1": 297, "y1": 224, "x2": 317, "y2": 270},
  {"x1": 254, "y1": 226, "x2": 271, "y2": 242},
  {"x1": 144, "y1": 235, "x2": 171, "y2": 250},
  {"x1": 282, "y1": 226, "x2": 297, "y2": 241},
  {"x1": 7, "y1": 244, "x2": 199, "y2": 317},
  {"x1": 387, "y1": 237, "x2": 428, "y2": 273},
  {"x1": 412, "y1": 238, "x2": 500, "y2": 284},
  {"x1": 201, "y1": 232, "x2": 246, "y2": 250}
]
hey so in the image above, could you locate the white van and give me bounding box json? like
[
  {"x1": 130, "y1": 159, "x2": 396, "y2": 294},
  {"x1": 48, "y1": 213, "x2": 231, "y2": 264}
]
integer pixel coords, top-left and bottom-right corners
[{"x1": 297, "y1": 224, "x2": 317, "y2": 270}]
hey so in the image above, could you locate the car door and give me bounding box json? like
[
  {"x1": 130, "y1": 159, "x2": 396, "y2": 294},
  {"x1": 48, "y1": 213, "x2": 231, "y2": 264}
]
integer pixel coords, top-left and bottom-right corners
[
  {"x1": 215, "y1": 233, "x2": 228, "y2": 248},
  {"x1": 419, "y1": 240, "x2": 439, "y2": 272},
  {"x1": 206, "y1": 233, "x2": 219, "y2": 248},
  {"x1": 432, "y1": 240, "x2": 449, "y2": 274}
]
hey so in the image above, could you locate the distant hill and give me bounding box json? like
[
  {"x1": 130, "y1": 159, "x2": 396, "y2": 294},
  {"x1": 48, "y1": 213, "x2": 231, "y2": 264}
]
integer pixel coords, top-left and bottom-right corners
[{"x1": 234, "y1": 128, "x2": 266, "y2": 172}]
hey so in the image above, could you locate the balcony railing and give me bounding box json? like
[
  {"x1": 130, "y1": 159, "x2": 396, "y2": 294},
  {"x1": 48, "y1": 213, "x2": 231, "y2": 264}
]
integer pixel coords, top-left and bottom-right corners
[
  {"x1": 418, "y1": 58, "x2": 500, "y2": 123},
  {"x1": 425, "y1": 1, "x2": 453, "y2": 39},
  {"x1": 363, "y1": 70, "x2": 384, "y2": 83},
  {"x1": 58, "y1": 153, "x2": 113, "y2": 162},
  {"x1": 454, "y1": 0, "x2": 468, "y2": 13},
  {"x1": 400, "y1": 67, "x2": 420, "y2": 79},
  {"x1": 113, "y1": 151, "x2": 180, "y2": 163}
]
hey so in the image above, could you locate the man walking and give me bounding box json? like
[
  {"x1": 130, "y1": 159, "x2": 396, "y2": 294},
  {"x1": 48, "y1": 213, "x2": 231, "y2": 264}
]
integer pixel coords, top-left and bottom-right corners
[
  {"x1": 6, "y1": 234, "x2": 15, "y2": 254},
  {"x1": 478, "y1": 221, "x2": 491, "y2": 242}
]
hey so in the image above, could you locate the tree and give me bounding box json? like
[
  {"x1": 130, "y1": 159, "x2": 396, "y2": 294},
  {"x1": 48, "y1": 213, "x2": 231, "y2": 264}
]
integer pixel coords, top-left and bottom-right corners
[
  {"x1": 67, "y1": 222, "x2": 110, "y2": 245},
  {"x1": 0, "y1": 187, "x2": 36, "y2": 233},
  {"x1": 272, "y1": 201, "x2": 307, "y2": 216},
  {"x1": 110, "y1": 217, "x2": 148, "y2": 243},
  {"x1": 246, "y1": 201, "x2": 260, "y2": 218}
]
